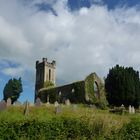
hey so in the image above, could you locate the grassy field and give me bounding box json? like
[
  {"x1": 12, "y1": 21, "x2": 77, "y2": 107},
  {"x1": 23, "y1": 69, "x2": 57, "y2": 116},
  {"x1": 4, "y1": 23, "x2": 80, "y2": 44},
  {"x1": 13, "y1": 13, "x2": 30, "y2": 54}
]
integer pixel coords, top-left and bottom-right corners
[{"x1": 0, "y1": 104, "x2": 140, "y2": 140}]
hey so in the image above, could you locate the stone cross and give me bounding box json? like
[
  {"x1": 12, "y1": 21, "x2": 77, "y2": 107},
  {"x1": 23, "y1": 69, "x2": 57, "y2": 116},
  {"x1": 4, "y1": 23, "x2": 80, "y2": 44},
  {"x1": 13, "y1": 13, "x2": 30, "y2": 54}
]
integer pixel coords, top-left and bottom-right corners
[{"x1": 6, "y1": 98, "x2": 12, "y2": 107}]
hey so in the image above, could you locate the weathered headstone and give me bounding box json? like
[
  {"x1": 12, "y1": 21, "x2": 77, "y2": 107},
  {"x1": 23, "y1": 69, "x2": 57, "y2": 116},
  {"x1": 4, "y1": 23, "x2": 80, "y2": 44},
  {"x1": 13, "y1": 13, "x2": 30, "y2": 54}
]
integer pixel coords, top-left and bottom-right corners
[
  {"x1": 0, "y1": 100, "x2": 7, "y2": 111},
  {"x1": 129, "y1": 105, "x2": 132, "y2": 114},
  {"x1": 55, "y1": 105, "x2": 62, "y2": 114},
  {"x1": 6, "y1": 98, "x2": 12, "y2": 107},
  {"x1": 46, "y1": 95, "x2": 50, "y2": 105},
  {"x1": 131, "y1": 106, "x2": 135, "y2": 114},
  {"x1": 72, "y1": 104, "x2": 77, "y2": 111},
  {"x1": 89, "y1": 104, "x2": 96, "y2": 109},
  {"x1": 29, "y1": 103, "x2": 34, "y2": 107},
  {"x1": 14, "y1": 100, "x2": 22, "y2": 106},
  {"x1": 120, "y1": 104, "x2": 125, "y2": 115},
  {"x1": 35, "y1": 97, "x2": 42, "y2": 107},
  {"x1": 46, "y1": 102, "x2": 50, "y2": 105},
  {"x1": 54, "y1": 101, "x2": 59, "y2": 107},
  {"x1": 24, "y1": 100, "x2": 29, "y2": 116},
  {"x1": 65, "y1": 99, "x2": 71, "y2": 106}
]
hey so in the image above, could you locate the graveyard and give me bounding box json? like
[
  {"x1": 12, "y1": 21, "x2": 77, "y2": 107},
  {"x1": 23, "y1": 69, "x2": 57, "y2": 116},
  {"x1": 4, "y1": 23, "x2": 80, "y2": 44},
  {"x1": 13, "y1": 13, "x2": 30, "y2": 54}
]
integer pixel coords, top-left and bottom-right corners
[
  {"x1": 0, "y1": 60, "x2": 139, "y2": 140},
  {"x1": 0, "y1": 61, "x2": 140, "y2": 139},
  {"x1": 0, "y1": 99, "x2": 140, "y2": 139}
]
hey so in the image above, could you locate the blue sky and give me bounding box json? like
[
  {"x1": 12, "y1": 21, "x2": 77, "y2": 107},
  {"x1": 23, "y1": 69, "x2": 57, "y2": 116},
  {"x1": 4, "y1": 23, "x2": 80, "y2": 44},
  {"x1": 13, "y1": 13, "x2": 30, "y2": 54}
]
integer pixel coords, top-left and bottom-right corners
[{"x1": 0, "y1": 0, "x2": 140, "y2": 103}]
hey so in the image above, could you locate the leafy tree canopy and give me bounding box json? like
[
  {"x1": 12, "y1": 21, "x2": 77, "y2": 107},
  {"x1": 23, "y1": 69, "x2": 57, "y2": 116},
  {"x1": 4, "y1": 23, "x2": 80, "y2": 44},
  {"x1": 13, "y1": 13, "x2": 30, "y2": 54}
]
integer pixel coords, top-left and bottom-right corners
[
  {"x1": 3, "y1": 78, "x2": 23, "y2": 104},
  {"x1": 105, "y1": 65, "x2": 140, "y2": 107}
]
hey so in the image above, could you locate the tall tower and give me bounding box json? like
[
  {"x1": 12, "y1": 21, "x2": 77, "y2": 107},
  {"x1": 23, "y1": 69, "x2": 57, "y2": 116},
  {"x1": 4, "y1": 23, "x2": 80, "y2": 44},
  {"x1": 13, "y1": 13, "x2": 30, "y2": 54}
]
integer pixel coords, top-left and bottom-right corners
[{"x1": 35, "y1": 58, "x2": 56, "y2": 100}]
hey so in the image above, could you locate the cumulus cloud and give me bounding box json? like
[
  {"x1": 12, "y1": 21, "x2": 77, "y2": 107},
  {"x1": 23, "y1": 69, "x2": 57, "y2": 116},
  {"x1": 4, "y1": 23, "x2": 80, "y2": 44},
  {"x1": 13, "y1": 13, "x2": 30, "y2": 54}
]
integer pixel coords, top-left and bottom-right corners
[
  {"x1": 0, "y1": 0, "x2": 140, "y2": 85},
  {"x1": 1, "y1": 67, "x2": 24, "y2": 77}
]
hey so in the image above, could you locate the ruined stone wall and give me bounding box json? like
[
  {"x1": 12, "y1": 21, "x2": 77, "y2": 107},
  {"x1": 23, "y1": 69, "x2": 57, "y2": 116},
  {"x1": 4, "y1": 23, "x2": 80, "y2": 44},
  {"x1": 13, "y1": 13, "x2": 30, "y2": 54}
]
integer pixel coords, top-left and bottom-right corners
[
  {"x1": 38, "y1": 73, "x2": 107, "y2": 106},
  {"x1": 38, "y1": 81, "x2": 86, "y2": 103}
]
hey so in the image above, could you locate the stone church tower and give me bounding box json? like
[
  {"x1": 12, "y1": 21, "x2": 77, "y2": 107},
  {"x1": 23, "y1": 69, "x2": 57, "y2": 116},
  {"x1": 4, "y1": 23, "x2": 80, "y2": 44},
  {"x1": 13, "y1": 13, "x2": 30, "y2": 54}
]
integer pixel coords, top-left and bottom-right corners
[{"x1": 35, "y1": 58, "x2": 56, "y2": 100}]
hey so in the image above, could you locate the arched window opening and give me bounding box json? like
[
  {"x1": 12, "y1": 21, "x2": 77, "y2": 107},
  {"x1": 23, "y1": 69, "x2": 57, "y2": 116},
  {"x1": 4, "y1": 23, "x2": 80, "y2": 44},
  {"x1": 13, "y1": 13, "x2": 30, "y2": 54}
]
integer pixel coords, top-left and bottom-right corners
[
  {"x1": 94, "y1": 81, "x2": 99, "y2": 98},
  {"x1": 49, "y1": 69, "x2": 51, "y2": 81},
  {"x1": 72, "y1": 88, "x2": 75, "y2": 93},
  {"x1": 59, "y1": 91, "x2": 61, "y2": 96}
]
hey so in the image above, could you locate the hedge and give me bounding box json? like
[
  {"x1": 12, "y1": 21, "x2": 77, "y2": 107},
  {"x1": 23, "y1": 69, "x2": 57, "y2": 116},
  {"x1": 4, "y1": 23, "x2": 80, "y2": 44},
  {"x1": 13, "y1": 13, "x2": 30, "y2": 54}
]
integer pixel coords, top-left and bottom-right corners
[
  {"x1": 0, "y1": 116, "x2": 126, "y2": 140},
  {"x1": 0, "y1": 117, "x2": 94, "y2": 140}
]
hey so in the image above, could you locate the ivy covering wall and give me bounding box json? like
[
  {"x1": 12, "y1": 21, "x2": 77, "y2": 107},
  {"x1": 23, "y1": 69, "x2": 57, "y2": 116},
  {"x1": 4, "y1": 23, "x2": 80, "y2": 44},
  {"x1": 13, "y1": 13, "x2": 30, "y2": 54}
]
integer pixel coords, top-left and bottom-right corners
[
  {"x1": 38, "y1": 73, "x2": 108, "y2": 108},
  {"x1": 38, "y1": 81, "x2": 85, "y2": 104},
  {"x1": 85, "y1": 73, "x2": 108, "y2": 108}
]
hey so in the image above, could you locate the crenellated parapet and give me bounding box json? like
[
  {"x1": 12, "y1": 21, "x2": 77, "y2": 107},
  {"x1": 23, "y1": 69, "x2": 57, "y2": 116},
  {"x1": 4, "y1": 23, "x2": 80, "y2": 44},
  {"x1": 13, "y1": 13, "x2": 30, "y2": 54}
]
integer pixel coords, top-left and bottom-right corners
[{"x1": 36, "y1": 58, "x2": 56, "y2": 68}]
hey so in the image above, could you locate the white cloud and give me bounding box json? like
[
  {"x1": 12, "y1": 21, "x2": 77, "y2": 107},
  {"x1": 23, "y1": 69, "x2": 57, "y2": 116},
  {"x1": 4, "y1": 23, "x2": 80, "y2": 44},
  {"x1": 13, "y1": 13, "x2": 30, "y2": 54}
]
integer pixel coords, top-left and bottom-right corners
[
  {"x1": 1, "y1": 67, "x2": 24, "y2": 77},
  {"x1": 0, "y1": 0, "x2": 140, "y2": 84}
]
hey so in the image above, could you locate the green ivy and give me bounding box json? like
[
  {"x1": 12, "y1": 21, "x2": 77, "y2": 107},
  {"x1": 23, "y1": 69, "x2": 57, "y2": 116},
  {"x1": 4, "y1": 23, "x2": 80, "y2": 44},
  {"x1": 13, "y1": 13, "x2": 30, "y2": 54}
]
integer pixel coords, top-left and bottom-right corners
[{"x1": 43, "y1": 81, "x2": 54, "y2": 89}]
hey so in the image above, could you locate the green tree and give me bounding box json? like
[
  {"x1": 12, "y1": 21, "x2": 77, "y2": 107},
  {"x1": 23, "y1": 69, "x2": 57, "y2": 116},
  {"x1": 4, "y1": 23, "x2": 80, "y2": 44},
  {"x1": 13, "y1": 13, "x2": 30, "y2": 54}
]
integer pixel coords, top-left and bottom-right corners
[
  {"x1": 3, "y1": 78, "x2": 23, "y2": 104},
  {"x1": 105, "y1": 65, "x2": 140, "y2": 107}
]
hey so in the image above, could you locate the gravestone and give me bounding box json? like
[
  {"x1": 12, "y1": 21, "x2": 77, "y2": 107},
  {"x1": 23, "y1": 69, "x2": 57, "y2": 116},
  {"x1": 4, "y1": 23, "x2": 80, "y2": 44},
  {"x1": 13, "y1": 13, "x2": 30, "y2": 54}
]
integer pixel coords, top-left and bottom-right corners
[
  {"x1": 89, "y1": 104, "x2": 96, "y2": 109},
  {"x1": 65, "y1": 99, "x2": 71, "y2": 106},
  {"x1": 131, "y1": 106, "x2": 135, "y2": 114},
  {"x1": 55, "y1": 105, "x2": 62, "y2": 114},
  {"x1": 29, "y1": 103, "x2": 34, "y2": 107},
  {"x1": 0, "y1": 100, "x2": 7, "y2": 111},
  {"x1": 35, "y1": 97, "x2": 42, "y2": 107},
  {"x1": 120, "y1": 104, "x2": 125, "y2": 115},
  {"x1": 14, "y1": 100, "x2": 22, "y2": 106},
  {"x1": 46, "y1": 96, "x2": 50, "y2": 105},
  {"x1": 46, "y1": 102, "x2": 50, "y2": 105},
  {"x1": 72, "y1": 104, "x2": 77, "y2": 111},
  {"x1": 6, "y1": 98, "x2": 12, "y2": 107},
  {"x1": 54, "y1": 101, "x2": 59, "y2": 107},
  {"x1": 129, "y1": 105, "x2": 132, "y2": 114},
  {"x1": 24, "y1": 100, "x2": 29, "y2": 116}
]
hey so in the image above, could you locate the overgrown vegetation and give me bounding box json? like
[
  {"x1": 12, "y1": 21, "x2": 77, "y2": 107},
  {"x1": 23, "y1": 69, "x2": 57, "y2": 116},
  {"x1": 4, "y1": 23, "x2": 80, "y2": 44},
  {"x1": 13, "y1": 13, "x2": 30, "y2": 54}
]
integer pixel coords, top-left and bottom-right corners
[
  {"x1": 85, "y1": 73, "x2": 108, "y2": 109},
  {"x1": 121, "y1": 118, "x2": 140, "y2": 140},
  {"x1": 0, "y1": 105, "x2": 139, "y2": 139},
  {"x1": 43, "y1": 81, "x2": 54, "y2": 89},
  {"x1": 39, "y1": 81, "x2": 86, "y2": 104},
  {"x1": 39, "y1": 73, "x2": 108, "y2": 109},
  {"x1": 105, "y1": 65, "x2": 140, "y2": 107}
]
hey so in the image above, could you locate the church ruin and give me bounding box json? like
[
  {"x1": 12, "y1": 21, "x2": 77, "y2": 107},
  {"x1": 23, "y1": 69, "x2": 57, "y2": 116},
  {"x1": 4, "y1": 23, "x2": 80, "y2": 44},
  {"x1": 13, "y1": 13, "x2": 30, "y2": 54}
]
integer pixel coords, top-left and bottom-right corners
[{"x1": 35, "y1": 58, "x2": 107, "y2": 105}]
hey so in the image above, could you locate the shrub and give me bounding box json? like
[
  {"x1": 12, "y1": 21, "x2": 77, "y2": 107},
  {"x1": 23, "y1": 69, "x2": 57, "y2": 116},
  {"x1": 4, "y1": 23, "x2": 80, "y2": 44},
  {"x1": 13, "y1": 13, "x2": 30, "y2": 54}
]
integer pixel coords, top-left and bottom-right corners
[{"x1": 121, "y1": 118, "x2": 140, "y2": 140}]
